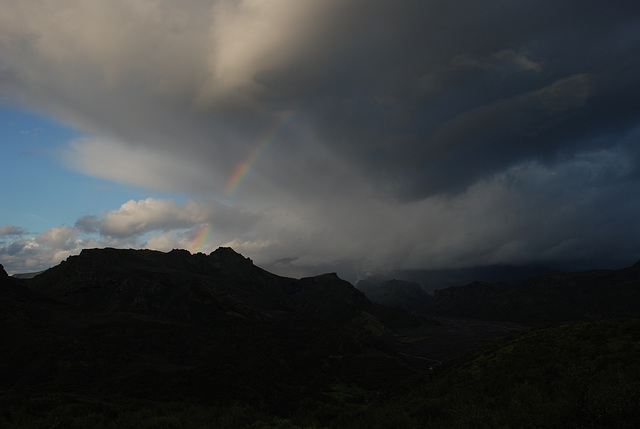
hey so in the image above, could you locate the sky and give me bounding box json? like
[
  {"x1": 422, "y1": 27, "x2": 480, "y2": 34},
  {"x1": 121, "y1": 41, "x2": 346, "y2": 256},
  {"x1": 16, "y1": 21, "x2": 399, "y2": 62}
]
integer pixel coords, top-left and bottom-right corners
[{"x1": 1, "y1": 1, "x2": 640, "y2": 280}]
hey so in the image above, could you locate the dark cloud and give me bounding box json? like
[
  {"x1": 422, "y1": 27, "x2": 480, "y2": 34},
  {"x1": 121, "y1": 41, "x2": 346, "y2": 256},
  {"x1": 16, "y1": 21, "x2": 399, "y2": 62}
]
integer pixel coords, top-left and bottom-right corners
[
  {"x1": 1, "y1": 0, "x2": 639, "y2": 275},
  {"x1": 289, "y1": 1, "x2": 640, "y2": 200},
  {"x1": 1, "y1": 240, "x2": 30, "y2": 256}
]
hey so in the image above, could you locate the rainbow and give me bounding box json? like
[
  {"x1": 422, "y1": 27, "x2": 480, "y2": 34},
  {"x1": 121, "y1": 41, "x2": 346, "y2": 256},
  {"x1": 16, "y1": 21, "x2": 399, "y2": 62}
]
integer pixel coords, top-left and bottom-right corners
[
  {"x1": 192, "y1": 223, "x2": 213, "y2": 253},
  {"x1": 224, "y1": 112, "x2": 295, "y2": 197}
]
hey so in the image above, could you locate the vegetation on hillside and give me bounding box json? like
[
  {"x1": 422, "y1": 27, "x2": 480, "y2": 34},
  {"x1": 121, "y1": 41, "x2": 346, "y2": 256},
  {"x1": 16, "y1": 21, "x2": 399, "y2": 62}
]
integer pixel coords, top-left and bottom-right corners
[{"x1": 1, "y1": 250, "x2": 639, "y2": 427}]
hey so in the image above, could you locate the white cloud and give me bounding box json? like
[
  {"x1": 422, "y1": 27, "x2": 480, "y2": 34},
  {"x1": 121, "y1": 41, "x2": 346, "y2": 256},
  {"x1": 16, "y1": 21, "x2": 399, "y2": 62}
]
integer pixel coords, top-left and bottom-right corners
[
  {"x1": 35, "y1": 225, "x2": 79, "y2": 250},
  {"x1": 100, "y1": 198, "x2": 214, "y2": 237},
  {"x1": 144, "y1": 230, "x2": 189, "y2": 252}
]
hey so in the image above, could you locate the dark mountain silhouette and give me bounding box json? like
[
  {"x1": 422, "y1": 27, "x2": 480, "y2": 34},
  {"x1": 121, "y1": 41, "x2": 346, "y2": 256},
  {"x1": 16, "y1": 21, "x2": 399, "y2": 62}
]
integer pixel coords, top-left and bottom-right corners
[
  {"x1": 27, "y1": 247, "x2": 422, "y2": 330},
  {"x1": 27, "y1": 247, "x2": 293, "y2": 321},
  {"x1": 2, "y1": 251, "x2": 640, "y2": 427}
]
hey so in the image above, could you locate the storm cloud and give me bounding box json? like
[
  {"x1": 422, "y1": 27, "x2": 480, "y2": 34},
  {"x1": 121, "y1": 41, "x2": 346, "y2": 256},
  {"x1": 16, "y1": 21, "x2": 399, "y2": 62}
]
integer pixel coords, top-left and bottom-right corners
[{"x1": 1, "y1": 0, "x2": 639, "y2": 276}]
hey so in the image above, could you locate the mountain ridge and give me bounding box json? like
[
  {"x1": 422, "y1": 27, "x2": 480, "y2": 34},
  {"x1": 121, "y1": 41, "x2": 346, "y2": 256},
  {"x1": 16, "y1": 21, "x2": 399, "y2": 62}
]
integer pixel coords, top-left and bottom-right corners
[
  {"x1": 2, "y1": 249, "x2": 640, "y2": 427},
  {"x1": 25, "y1": 247, "x2": 424, "y2": 332}
]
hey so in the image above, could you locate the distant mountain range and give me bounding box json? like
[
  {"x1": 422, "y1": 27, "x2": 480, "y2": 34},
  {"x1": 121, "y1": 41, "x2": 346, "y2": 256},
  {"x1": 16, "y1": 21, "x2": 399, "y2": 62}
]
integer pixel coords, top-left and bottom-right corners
[
  {"x1": 356, "y1": 276, "x2": 430, "y2": 312},
  {"x1": 1, "y1": 248, "x2": 639, "y2": 427},
  {"x1": 357, "y1": 260, "x2": 640, "y2": 324},
  {"x1": 383, "y1": 263, "x2": 556, "y2": 292},
  {"x1": 11, "y1": 270, "x2": 45, "y2": 279}
]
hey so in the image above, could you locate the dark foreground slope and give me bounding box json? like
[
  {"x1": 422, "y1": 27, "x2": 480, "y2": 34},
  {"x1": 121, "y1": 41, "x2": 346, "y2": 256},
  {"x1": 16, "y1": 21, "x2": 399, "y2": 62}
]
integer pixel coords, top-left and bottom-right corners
[
  {"x1": 2, "y1": 252, "x2": 640, "y2": 428},
  {"x1": 381, "y1": 318, "x2": 640, "y2": 428},
  {"x1": 1, "y1": 249, "x2": 424, "y2": 426}
]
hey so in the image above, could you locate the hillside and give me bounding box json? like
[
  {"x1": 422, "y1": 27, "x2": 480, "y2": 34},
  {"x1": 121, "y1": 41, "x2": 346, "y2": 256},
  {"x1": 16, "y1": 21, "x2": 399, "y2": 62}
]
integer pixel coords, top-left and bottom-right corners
[
  {"x1": 1, "y1": 249, "x2": 426, "y2": 425},
  {"x1": 2, "y1": 251, "x2": 640, "y2": 427},
  {"x1": 380, "y1": 318, "x2": 640, "y2": 428}
]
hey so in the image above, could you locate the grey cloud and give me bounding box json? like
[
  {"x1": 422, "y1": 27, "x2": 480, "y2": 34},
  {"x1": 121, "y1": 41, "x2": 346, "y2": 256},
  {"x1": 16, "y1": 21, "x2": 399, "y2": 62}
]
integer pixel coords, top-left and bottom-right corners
[
  {"x1": 0, "y1": 225, "x2": 27, "y2": 236},
  {"x1": 3, "y1": 1, "x2": 638, "y2": 200},
  {"x1": 0, "y1": 240, "x2": 31, "y2": 257},
  {"x1": 301, "y1": 16, "x2": 640, "y2": 199},
  {"x1": 75, "y1": 216, "x2": 101, "y2": 234},
  {"x1": 1, "y1": 0, "x2": 639, "y2": 274}
]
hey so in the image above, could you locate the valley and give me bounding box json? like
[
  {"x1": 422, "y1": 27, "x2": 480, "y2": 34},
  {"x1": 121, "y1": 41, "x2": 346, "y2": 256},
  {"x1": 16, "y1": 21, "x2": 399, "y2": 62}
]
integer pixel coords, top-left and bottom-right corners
[{"x1": 387, "y1": 317, "x2": 523, "y2": 370}]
